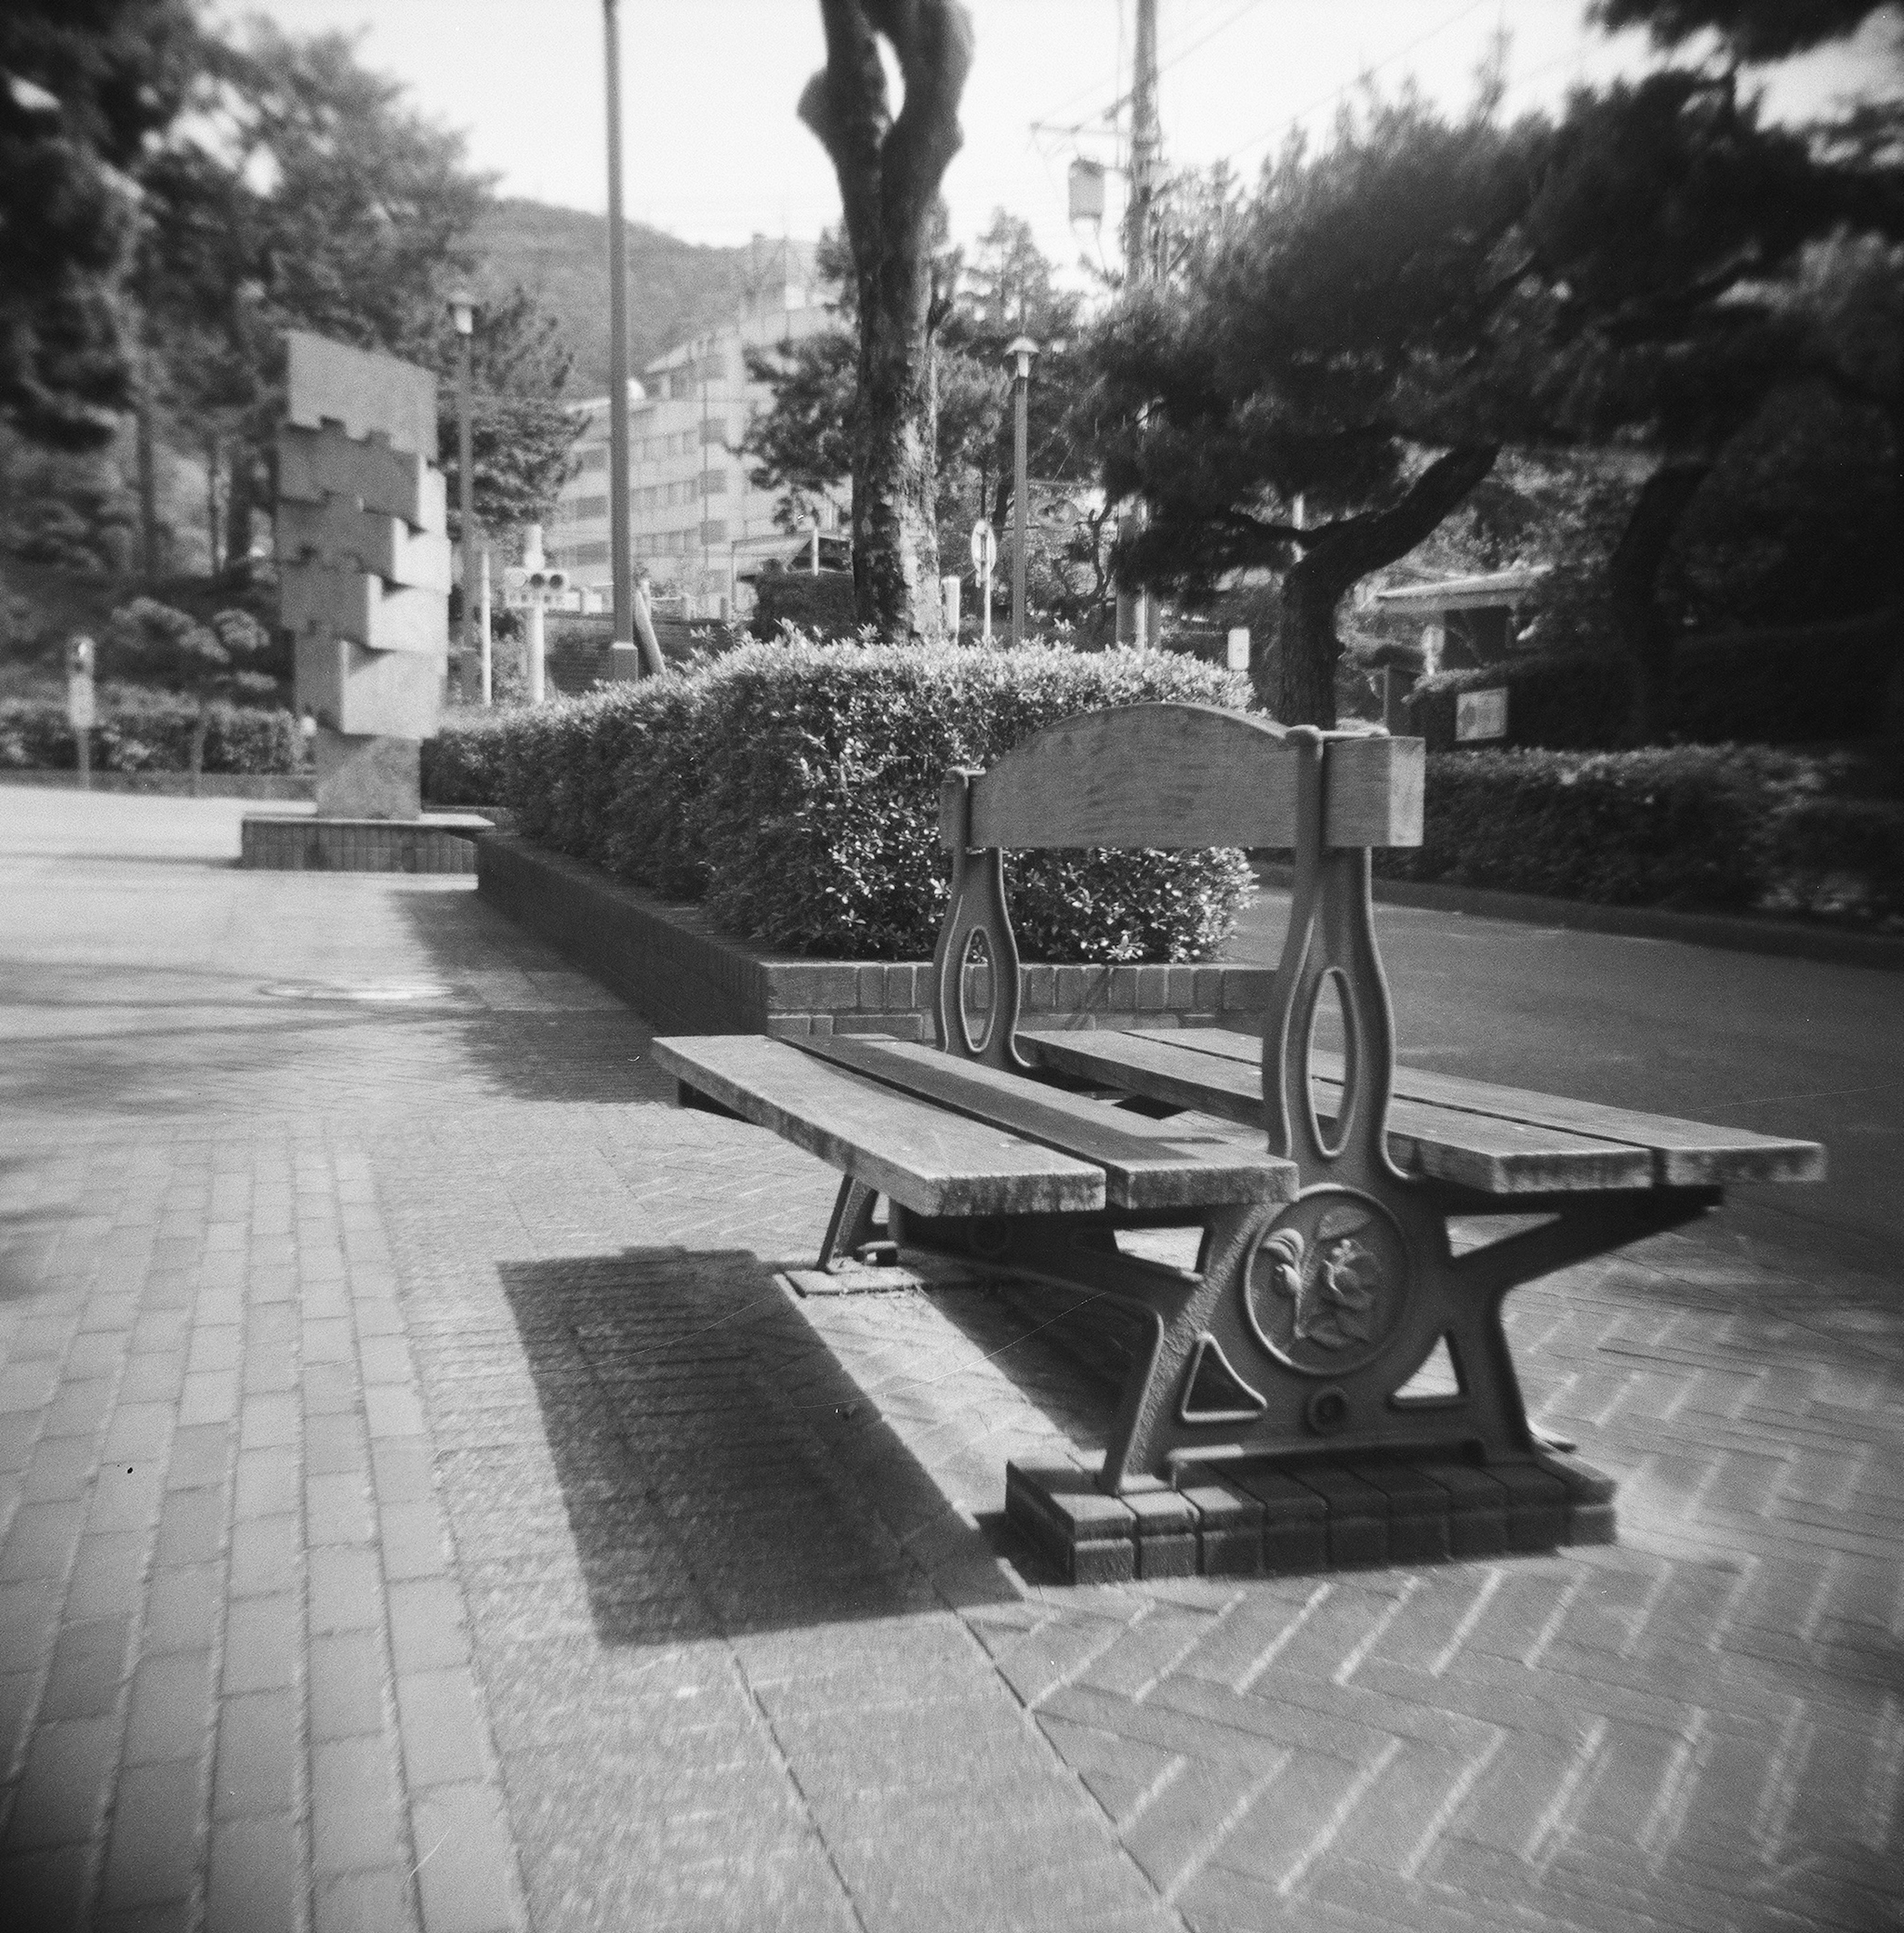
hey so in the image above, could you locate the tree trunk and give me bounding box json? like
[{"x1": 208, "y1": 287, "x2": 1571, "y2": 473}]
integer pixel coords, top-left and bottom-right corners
[
  {"x1": 225, "y1": 451, "x2": 255, "y2": 574},
  {"x1": 189, "y1": 701, "x2": 208, "y2": 800},
  {"x1": 135, "y1": 356, "x2": 162, "y2": 582},
  {"x1": 205, "y1": 433, "x2": 222, "y2": 578},
  {"x1": 1261, "y1": 445, "x2": 1500, "y2": 726},
  {"x1": 1274, "y1": 566, "x2": 1345, "y2": 725},
  {"x1": 801, "y1": 0, "x2": 974, "y2": 644},
  {"x1": 1609, "y1": 459, "x2": 1709, "y2": 745}
]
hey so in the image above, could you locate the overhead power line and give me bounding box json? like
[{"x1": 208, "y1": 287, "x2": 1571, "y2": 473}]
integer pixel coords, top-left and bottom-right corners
[
  {"x1": 1214, "y1": 0, "x2": 1497, "y2": 167},
  {"x1": 1031, "y1": 0, "x2": 1270, "y2": 140}
]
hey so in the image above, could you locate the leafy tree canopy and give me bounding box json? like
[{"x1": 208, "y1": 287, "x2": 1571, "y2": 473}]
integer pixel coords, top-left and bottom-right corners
[
  {"x1": 1093, "y1": 84, "x2": 1549, "y2": 718},
  {"x1": 104, "y1": 595, "x2": 280, "y2": 701},
  {"x1": 136, "y1": 21, "x2": 576, "y2": 544},
  {"x1": 0, "y1": 0, "x2": 197, "y2": 449},
  {"x1": 1094, "y1": 54, "x2": 1893, "y2": 723},
  {"x1": 1588, "y1": 0, "x2": 1897, "y2": 63},
  {"x1": 744, "y1": 209, "x2": 1095, "y2": 544}
]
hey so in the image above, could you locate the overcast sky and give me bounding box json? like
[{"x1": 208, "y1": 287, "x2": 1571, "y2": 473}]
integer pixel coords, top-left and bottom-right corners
[{"x1": 225, "y1": 0, "x2": 1896, "y2": 272}]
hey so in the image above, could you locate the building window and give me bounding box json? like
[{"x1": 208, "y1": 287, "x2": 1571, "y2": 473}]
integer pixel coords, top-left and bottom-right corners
[
  {"x1": 700, "y1": 519, "x2": 727, "y2": 546},
  {"x1": 701, "y1": 470, "x2": 727, "y2": 496},
  {"x1": 578, "y1": 448, "x2": 607, "y2": 473}
]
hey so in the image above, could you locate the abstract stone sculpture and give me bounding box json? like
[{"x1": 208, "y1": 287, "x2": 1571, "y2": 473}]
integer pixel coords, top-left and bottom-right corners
[{"x1": 279, "y1": 332, "x2": 449, "y2": 818}]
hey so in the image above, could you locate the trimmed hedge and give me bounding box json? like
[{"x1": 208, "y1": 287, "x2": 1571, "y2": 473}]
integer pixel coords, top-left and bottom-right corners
[
  {"x1": 0, "y1": 695, "x2": 301, "y2": 775},
  {"x1": 428, "y1": 640, "x2": 1257, "y2": 962},
  {"x1": 1405, "y1": 609, "x2": 1904, "y2": 751},
  {"x1": 1375, "y1": 744, "x2": 1904, "y2": 926}
]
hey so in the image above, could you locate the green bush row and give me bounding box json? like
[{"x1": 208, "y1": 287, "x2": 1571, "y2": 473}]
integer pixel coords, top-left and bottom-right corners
[
  {"x1": 425, "y1": 640, "x2": 1258, "y2": 961},
  {"x1": 1377, "y1": 744, "x2": 1904, "y2": 926},
  {"x1": 0, "y1": 696, "x2": 302, "y2": 775},
  {"x1": 1405, "y1": 610, "x2": 1904, "y2": 752}
]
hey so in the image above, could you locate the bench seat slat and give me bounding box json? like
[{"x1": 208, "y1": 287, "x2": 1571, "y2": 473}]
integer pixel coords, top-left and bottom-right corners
[
  {"x1": 651, "y1": 1037, "x2": 1106, "y2": 1218},
  {"x1": 796, "y1": 1036, "x2": 1299, "y2": 1211},
  {"x1": 1144, "y1": 1029, "x2": 1826, "y2": 1187},
  {"x1": 1019, "y1": 1031, "x2": 1657, "y2": 1195}
]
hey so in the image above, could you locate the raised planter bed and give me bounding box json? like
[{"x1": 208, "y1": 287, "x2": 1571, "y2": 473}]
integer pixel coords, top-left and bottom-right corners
[{"x1": 476, "y1": 835, "x2": 1274, "y2": 1039}]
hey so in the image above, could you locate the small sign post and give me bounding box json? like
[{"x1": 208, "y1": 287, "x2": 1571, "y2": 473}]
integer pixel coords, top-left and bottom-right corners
[
  {"x1": 969, "y1": 522, "x2": 998, "y2": 648},
  {"x1": 1456, "y1": 687, "x2": 1508, "y2": 743},
  {"x1": 66, "y1": 636, "x2": 96, "y2": 789},
  {"x1": 1226, "y1": 627, "x2": 1250, "y2": 672}
]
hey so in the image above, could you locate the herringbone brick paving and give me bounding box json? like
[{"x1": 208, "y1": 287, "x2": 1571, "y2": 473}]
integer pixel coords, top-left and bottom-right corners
[{"x1": 0, "y1": 791, "x2": 1899, "y2": 1931}]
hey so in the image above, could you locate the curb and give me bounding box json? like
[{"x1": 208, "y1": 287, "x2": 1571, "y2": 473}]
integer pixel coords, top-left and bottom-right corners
[{"x1": 1251, "y1": 862, "x2": 1904, "y2": 974}]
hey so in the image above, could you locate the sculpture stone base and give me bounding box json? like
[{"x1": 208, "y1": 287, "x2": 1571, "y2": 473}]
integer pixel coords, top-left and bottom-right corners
[
  {"x1": 239, "y1": 814, "x2": 489, "y2": 874},
  {"x1": 314, "y1": 729, "x2": 420, "y2": 819}
]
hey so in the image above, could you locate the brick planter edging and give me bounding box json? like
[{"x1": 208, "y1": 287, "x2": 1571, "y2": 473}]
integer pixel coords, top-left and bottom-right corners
[{"x1": 476, "y1": 834, "x2": 1274, "y2": 1038}]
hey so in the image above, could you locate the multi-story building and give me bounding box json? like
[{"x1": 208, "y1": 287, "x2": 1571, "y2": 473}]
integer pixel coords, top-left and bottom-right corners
[{"x1": 548, "y1": 266, "x2": 848, "y2": 612}]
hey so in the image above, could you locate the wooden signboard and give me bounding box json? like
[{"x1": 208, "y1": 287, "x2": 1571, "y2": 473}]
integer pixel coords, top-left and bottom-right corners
[{"x1": 1456, "y1": 687, "x2": 1508, "y2": 742}]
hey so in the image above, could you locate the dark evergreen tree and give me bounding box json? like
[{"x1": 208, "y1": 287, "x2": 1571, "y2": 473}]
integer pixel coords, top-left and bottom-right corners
[{"x1": 0, "y1": 0, "x2": 197, "y2": 450}]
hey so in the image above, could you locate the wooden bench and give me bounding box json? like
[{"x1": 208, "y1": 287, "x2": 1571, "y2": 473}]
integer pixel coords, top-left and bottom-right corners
[{"x1": 654, "y1": 704, "x2": 1824, "y2": 1579}]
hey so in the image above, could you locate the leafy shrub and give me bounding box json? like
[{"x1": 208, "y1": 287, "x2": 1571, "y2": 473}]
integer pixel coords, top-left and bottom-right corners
[
  {"x1": 748, "y1": 570, "x2": 858, "y2": 642},
  {"x1": 421, "y1": 710, "x2": 513, "y2": 803},
  {"x1": 103, "y1": 599, "x2": 283, "y2": 704},
  {"x1": 1405, "y1": 610, "x2": 1903, "y2": 751},
  {"x1": 1673, "y1": 612, "x2": 1903, "y2": 746},
  {"x1": 432, "y1": 640, "x2": 1257, "y2": 961},
  {"x1": 1758, "y1": 795, "x2": 1904, "y2": 925},
  {"x1": 0, "y1": 697, "x2": 300, "y2": 774},
  {"x1": 1373, "y1": 744, "x2": 1904, "y2": 925}
]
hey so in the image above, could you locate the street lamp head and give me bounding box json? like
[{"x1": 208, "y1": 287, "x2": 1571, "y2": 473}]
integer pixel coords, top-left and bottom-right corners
[
  {"x1": 448, "y1": 289, "x2": 475, "y2": 336},
  {"x1": 1006, "y1": 334, "x2": 1039, "y2": 380}
]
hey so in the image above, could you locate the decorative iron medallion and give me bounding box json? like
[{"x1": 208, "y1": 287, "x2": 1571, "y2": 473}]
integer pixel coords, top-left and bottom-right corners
[{"x1": 1245, "y1": 1187, "x2": 1411, "y2": 1377}]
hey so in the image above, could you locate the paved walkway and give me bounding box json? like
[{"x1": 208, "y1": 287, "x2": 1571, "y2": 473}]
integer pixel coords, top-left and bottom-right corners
[{"x1": 1, "y1": 790, "x2": 1900, "y2": 1932}]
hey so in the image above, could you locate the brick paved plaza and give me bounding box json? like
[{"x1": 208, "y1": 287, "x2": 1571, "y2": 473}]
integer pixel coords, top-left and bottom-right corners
[{"x1": 1, "y1": 789, "x2": 1900, "y2": 1932}]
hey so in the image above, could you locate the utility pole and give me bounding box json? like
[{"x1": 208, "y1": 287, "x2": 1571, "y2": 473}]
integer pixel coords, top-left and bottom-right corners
[
  {"x1": 1117, "y1": 0, "x2": 1162, "y2": 651},
  {"x1": 604, "y1": 0, "x2": 639, "y2": 678},
  {"x1": 1123, "y1": 0, "x2": 1161, "y2": 285},
  {"x1": 1007, "y1": 337, "x2": 1037, "y2": 646},
  {"x1": 449, "y1": 290, "x2": 476, "y2": 690}
]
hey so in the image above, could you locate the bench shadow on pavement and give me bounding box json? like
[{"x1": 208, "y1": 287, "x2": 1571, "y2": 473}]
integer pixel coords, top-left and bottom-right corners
[{"x1": 496, "y1": 1247, "x2": 1026, "y2": 1641}]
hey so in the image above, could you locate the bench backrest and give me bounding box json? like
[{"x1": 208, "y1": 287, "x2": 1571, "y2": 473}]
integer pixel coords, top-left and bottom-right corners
[
  {"x1": 938, "y1": 704, "x2": 1423, "y2": 853},
  {"x1": 932, "y1": 702, "x2": 1426, "y2": 1190}
]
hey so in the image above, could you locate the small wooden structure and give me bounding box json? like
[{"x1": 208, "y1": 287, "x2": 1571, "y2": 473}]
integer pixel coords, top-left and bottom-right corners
[{"x1": 654, "y1": 703, "x2": 1823, "y2": 1581}]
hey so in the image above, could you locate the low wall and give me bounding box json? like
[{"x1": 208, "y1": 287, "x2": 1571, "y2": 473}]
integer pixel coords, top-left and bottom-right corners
[{"x1": 476, "y1": 835, "x2": 1275, "y2": 1038}]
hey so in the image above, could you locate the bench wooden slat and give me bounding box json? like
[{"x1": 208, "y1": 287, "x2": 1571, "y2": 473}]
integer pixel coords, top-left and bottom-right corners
[
  {"x1": 1019, "y1": 1030, "x2": 1656, "y2": 1195},
  {"x1": 1144, "y1": 1029, "x2": 1826, "y2": 1187},
  {"x1": 796, "y1": 1036, "x2": 1298, "y2": 1211},
  {"x1": 651, "y1": 1036, "x2": 1106, "y2": 1218}
]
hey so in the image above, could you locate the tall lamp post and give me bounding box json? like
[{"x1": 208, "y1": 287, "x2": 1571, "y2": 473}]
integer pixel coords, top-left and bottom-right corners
[
  {"x1": 449, "y1": 289, "x2": 476, "y2": 693},
  {"x1": 1006, "y1": 336, "x2": 1037, "y2": 648},
  {"x1": 603, "y1": 0, "x2": 639, "y2": 678}
]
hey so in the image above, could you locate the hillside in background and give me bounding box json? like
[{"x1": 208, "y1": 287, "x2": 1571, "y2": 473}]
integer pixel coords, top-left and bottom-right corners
[{"x1": 473, "y1": 199, "x2": 822, "y2": 395}]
